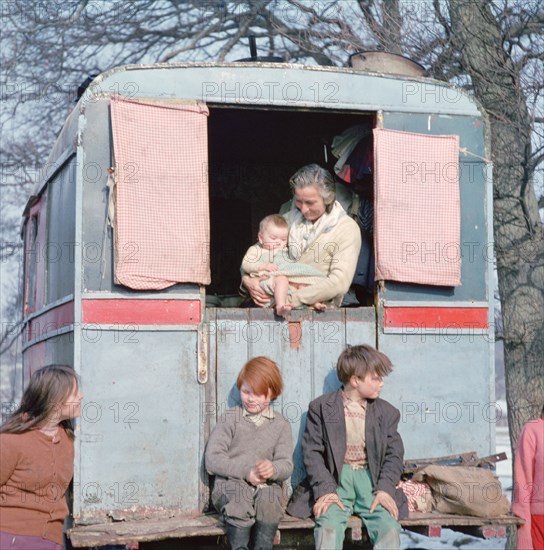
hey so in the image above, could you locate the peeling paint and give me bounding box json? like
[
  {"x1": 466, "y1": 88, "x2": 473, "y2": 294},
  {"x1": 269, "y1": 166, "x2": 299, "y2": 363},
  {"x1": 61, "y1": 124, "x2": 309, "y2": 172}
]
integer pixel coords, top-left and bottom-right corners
[{"x1": 287, "y1": 322, "x2": 301, "y2": 350}]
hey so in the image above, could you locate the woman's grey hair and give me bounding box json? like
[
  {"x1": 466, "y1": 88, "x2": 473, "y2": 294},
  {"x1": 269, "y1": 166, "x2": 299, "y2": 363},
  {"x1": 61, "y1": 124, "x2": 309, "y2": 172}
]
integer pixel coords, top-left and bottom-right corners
[{"x1": 289, "y1": 164, "x2": 336, "y2": 212}]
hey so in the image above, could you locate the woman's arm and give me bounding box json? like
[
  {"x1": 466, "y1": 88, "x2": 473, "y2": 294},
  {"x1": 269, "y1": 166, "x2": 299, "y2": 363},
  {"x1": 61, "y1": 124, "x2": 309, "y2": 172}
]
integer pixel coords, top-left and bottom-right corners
[
  {"x1": 290, "y1": 216, "x2": 362, "y2": 308},
  {"x1": 241, "y1": 274, "x2": 270, "y2": 306}
]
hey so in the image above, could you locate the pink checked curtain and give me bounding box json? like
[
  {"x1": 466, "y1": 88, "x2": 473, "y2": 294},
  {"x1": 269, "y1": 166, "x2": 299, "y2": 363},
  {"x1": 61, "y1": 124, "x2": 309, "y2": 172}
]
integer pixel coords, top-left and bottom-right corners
[
  {"x1": 373, "y1": 128, "x2": 461, "y2": 287},
  {"x1": 110, "y1": 96, "x2": 210, "y2": 290}
]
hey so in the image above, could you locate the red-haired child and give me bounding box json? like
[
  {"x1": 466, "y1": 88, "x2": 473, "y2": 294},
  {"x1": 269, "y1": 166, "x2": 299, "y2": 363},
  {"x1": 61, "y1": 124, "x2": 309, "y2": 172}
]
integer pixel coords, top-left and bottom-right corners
[{"x1": 205, "y1": 356, "x2": 293, "y2": 550}]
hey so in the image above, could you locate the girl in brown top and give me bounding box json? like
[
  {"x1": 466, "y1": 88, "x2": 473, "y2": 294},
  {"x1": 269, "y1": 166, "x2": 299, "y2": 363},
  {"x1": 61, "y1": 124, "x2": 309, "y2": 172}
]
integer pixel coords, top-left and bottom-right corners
[{"x1": 1, "y1": 365, "x2": 83, "y2": 550}]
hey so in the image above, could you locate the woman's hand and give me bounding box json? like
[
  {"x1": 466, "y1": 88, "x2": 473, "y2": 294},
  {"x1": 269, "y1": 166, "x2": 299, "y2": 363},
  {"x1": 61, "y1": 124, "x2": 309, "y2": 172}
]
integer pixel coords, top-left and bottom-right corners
[{"x1": 242, "y1": 275, "x2": 270, "y2": 307}]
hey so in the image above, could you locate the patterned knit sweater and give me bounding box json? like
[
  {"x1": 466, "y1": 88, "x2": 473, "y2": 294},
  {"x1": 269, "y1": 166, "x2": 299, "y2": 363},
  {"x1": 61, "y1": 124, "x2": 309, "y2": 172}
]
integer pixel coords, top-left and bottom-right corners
[{"x1": 205, "y1": 406, "x2": 293, "y2": 483}]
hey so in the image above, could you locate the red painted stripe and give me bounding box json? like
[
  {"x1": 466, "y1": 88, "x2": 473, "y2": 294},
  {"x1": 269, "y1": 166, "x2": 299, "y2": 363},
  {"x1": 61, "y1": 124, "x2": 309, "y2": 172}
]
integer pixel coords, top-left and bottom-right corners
[
  {"x1": 427, "y1": 525, "x2": 442, "y2": 538},
  {"x1": 384, "y1": 307, "x2": 488, "y2": 329},
  {"x1": 482, "y1": 526, "x2": 506, "y2": 539},
  {"x1": 25, "y1": 300, "x2": 74, "y2": 343},
  {"x1": 82, "y1": 299, "x2": 201, "y2": 325}
]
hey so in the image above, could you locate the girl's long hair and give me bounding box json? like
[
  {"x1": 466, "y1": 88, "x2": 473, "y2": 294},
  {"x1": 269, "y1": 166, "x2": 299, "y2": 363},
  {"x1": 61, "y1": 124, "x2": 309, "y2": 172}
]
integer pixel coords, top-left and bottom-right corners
[{"x1": 0, "y1": 364, "x2": 79, "y2": 439}]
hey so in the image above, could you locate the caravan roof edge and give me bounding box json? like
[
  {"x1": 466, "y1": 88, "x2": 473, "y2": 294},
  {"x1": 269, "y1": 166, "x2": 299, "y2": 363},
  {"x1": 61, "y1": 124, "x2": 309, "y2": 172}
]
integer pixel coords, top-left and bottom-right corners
[{"x1": 83, "y1": 62, "x2": 481, "y2": 117}]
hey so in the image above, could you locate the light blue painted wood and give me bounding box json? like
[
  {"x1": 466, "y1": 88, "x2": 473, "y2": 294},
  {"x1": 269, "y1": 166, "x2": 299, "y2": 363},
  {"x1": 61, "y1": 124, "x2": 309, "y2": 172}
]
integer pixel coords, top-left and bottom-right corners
[
  {"x1": 74, "y1": 330, "x2": 200, "y2": 522},
  {"x1": 208, "y1": 309, "x2": 361, "y2": 488},
  {"x1": 89, "y1": 63, "x2": 480, "y2": 116},
  {"x1": 345, "y1": 308, "x2": 376, "y2": 347},
  {"x1": 378, "y1": 333, "x2": 494, "y2": 459}
]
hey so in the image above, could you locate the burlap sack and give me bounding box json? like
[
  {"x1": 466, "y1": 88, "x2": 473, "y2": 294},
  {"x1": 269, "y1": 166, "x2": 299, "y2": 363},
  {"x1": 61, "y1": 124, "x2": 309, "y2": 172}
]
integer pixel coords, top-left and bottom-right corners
[{"x1": 412, "y1": 465, "x2": 510, "y2": 518}]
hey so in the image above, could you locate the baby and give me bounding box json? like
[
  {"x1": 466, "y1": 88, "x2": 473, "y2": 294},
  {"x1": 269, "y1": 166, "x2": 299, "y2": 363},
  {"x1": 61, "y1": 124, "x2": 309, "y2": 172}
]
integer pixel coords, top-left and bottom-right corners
[{"x1": 241, "y1": 214, "x2": 323, "y2": 316}]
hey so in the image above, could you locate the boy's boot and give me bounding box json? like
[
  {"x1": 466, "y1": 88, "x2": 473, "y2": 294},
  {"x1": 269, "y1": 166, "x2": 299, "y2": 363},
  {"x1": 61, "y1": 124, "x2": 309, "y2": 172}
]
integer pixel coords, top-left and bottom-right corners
[
  {"x1": 373, "y1": 527, "x2": 400, "y2": 550},
  {"x1": 314, "y1": 526, "x2": 339, "y2": 550},
  {"x1": 252, "y1": 522, "x2": 278, "y2": 550},
  {"x1": 226, "y1": 522, "x2": 252, "y2": 550}
]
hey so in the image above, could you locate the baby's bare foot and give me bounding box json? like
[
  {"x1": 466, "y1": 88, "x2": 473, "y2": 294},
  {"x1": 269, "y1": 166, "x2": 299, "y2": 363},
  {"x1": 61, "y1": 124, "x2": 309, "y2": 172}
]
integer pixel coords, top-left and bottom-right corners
[{"x1": 276, "y1": 304, "x2": 292, "y2": 316}]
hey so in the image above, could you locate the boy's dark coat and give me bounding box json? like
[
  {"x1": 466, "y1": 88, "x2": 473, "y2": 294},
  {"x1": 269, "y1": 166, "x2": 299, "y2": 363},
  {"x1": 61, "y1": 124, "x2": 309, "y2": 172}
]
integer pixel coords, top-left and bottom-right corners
[{"x1": 287, "y1": 390, "x2": 408, "y2": 519}]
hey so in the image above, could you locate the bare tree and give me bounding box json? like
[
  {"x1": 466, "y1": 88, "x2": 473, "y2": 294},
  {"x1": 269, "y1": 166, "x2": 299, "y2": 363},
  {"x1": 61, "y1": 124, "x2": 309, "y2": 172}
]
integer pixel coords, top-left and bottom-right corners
[
  {"x1": 1, "y1": 0, "x2": 542, "y2": 450},
  {"x1": 447, "y1": 0, "x2": 543, "y2": 449}
]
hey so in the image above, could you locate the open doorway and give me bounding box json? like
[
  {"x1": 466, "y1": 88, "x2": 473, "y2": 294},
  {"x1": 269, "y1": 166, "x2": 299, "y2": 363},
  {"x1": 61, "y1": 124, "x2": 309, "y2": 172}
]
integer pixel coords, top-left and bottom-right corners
[{"x1": 206, "y1": 106, "x2": 375, "y2": 306}]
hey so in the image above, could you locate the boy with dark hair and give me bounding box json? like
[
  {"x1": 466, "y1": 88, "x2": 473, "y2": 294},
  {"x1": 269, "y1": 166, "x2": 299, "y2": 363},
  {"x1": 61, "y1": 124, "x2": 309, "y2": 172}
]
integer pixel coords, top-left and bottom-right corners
[{"x1": 287, "y1": 344, "x2": 407, "y2": 549}]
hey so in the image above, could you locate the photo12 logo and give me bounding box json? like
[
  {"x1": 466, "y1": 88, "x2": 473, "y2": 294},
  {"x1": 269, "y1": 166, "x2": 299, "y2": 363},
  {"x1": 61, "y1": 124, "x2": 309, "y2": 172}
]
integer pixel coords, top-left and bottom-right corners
[{"x1": 201, "y1": 81, "x2": 339, "y2": 104}]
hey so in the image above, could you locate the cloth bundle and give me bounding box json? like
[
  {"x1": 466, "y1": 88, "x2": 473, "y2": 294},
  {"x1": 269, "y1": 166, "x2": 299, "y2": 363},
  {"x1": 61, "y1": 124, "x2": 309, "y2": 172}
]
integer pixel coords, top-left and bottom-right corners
[{"x1": 412, "y1": 465, "x2": 510, "y2": 518}]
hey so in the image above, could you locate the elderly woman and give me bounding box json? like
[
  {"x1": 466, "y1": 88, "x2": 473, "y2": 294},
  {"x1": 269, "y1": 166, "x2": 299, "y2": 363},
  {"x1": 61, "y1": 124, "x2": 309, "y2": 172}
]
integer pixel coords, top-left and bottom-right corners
[{"x1": 243, "y1": 164, "x2": 362, "y2": 309}]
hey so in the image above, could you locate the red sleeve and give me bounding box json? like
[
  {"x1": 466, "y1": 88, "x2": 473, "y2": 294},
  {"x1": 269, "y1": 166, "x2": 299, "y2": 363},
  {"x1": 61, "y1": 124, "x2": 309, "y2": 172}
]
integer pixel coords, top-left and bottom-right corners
[{"x1": 512, "y1": 424, "x2": 537, "y2": 548}]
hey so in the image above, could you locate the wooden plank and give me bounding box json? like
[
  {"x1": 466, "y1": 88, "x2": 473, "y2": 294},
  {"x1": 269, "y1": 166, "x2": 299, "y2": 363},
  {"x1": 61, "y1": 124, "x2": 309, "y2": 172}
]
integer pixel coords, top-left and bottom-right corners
[
  {"x1": 74, "y1": 330, "x2": 202, "y2": 523},
  {"x1": 277, "y1": 312, "x2": 314, "y2": 490},
  {"x1": 402, "y1": 512, "x2": 523, "y2": 527},
  {"x1": 214, "y1": 309, "x2": 250, "y2": 411},
  {"x1": 201, "y1": 308, "x2": 217, "y2": 511},
  {"x1": 69, "y1": 515, "x2": 223, "y2": 547},
  {"x1": 69, "y1": 511, "x2": 523, "y2": 547},
  {"x1": 403, "y1": 452, "x2": 508, "y2": 475},
  {"x1": 403, "y1": 451, "x2": 479, "y2": 473},
  {"x1": 345, "y1": 307, "x2": 376, "y2": 347}
]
